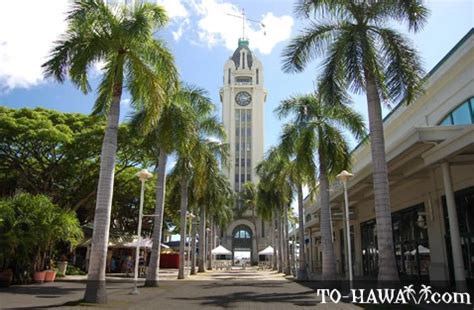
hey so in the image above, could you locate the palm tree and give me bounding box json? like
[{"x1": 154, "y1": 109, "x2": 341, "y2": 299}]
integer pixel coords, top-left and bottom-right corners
[
  {"x1": 256, "y1": 147, "x2": 294, "y2": 275},
  {"x1": 135, "y1": 85, "x2": 208, "y2": 287},
  {"x1": 276, "y1": 92, "x2": 365, "y2": 280},
  {"x1": 270, "y1": 129, "x2": 316, "y2": 280},
  {"x1": 166, "y1": 94, "x2": 228, "y2": 279},
  {"x1": 282, "y1": 0, "x2": 428, "y2": 281},
  {"x1": 241, "y1": 182, "x2": 259, "y2": 261},
  {"x1": 42, "y1": 0, "x2": 177, "y2": 303},
  {"x1": 256, "y1": 175, "x2": 279, "y2": 270}
]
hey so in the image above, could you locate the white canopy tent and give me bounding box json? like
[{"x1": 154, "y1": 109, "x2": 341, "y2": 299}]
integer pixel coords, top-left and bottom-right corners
[
  {"x1": 258, "y1": 246, "x2": 274, "y2": 256},
  {"x1": 211, "y1": 245, "x2": 232, "y2": 270},
  {"x1": 211, "y1": 245, "x2": 232, "y2": 255}
]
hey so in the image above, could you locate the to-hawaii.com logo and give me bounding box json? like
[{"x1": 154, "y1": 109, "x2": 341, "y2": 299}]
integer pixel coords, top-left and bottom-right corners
[{"x1": 317, "y1": 285, "x2": 471, "y2": 305}]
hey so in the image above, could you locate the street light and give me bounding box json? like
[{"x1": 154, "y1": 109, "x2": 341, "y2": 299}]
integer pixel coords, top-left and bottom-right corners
[
  {"x1": 130, "y1": 169, "x2": 153, "y2": 295},
  {"x1": 336, "y1": 170, "x2": 354, "y2": 292}
]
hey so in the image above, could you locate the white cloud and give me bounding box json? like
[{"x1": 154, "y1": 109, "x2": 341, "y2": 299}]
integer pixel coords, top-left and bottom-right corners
[
  {"x1": 156, "y1": 0, "x2": 188, "y2": 19},
  {"x1": 185, "y1": 0, "x2": 294, "y2": 55},
  {"x1": 0, "y1": 1, "x2": 69, "y2": 91},
  {"x1": 120, "y1": 98, "x2": 131, "y2": 107},
  {"x1": 159, "y1": 0, "x2": 294, "y2": 55}
]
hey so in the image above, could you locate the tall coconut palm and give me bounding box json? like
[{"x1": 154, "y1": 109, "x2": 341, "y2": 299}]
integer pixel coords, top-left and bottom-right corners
[
  {"x1": 42, "y1": 0, "x2": 177, "y2": 303},
  {"x1": 282, "y1": 0, "x2": 428, "y2": 281},
  {"x1": 241, "y1": 182, "x2": 259, "y2": 261},
  {"x1": 269, "y1": 131, "x2": 316, "y2": 280},
  {"x1": 256, "y1": 147, "x2": 294, "y2": 275},
  {"x1": 276, "y1": 92, "x2": 366, "y2": 280},
  {"x1": 168, "y1": 100, "x2": 228, "y2": 279},
  {"x1": 172, "y1": 139, "x2": 229, "y2": 279},
  {"x1": 256, "y1": 175, "x2": 279, "y2": 270},
  {"x1": 133, "y1": 85, "x2": 209, "y2": 287}
]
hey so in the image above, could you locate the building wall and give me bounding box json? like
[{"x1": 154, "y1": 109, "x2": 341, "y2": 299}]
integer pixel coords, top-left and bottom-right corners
[{"x1": 304, "y1": 31, "x2": 474, "y2": 283}]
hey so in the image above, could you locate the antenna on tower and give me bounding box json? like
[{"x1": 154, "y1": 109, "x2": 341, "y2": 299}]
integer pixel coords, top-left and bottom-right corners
[{"x1": 226, "y1": 9, "x2": 266, "y2": 40}]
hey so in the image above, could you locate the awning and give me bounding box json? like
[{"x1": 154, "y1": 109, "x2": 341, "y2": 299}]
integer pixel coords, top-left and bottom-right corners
[
  {"x1": 79, "y1": 237, "x2": 169, "y2": 249},
  {"x1": 258, "y1": 246, "x2": 274, "y2": 256}
]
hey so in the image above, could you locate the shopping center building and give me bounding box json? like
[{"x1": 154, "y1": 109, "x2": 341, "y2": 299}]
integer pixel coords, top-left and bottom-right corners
[{"x1": 303, "y1": 29, "x2": 474, "y2": 287}]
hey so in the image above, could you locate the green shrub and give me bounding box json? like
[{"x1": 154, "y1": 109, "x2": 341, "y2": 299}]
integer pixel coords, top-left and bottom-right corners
[
  {"x1": 66, "y1": 265, "x2": 86, "y2": 275},
  {"x1": 0, "y1": 193, "x2": 83, "y2": 283}
]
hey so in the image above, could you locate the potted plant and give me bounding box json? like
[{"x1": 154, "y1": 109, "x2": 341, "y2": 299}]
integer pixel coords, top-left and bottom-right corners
[
  {"x1": 57, "y1": 255, "x2": 68, "y2": 275},
  {"x1": 44, "y1": 269, "x2": 57, "y2": 282},
  {"x1": 0, "y1": 268, "x2": 13, "y2": 287},
  {"x1": 33, "y1": 271, "x2": 46, "y2": 283}
]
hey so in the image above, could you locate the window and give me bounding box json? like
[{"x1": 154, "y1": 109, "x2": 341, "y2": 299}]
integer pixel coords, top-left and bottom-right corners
[
  {"x1": 235, "y1": 76, "x2": 252, "y2": 85},
  {"x1": 438, "y1": 97, "x2": 474, "y2": 126},
  {"x1": 234, "y1": 230, "x2": 251, "y2": 239},
  {"x1": 256, "y1": 69, "x2": 259, "y2": 84}
]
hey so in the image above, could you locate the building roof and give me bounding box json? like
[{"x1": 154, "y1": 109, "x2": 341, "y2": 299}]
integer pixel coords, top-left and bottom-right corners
[{"x1": 231, "y1": 39, "x2": 253, "y2": 69}]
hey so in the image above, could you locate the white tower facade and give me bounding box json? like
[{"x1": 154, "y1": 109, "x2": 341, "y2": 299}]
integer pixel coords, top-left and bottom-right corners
[{"x1": 219, "y1": 39, "x2": 270, "y2": 263}]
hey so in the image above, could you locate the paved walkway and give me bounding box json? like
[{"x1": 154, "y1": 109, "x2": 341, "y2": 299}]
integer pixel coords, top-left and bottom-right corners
[{"x1": 0, "y1": 268, "x2": 361, "y2": 310}]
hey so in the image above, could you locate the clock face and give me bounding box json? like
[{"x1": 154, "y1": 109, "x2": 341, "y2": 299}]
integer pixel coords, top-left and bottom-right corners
[{"x1": 235, "y1": 91, "x2": 252, "y2": 106}]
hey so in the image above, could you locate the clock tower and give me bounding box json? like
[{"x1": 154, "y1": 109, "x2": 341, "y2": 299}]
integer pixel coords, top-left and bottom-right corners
[{"x1": 219, "y1": 39, "x2": 269, "y2": 263}]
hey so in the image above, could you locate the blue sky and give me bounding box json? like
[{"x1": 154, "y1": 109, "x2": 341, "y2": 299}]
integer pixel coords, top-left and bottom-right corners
[{"x1": 0, "y1": 0, "x2": 473, "y2": 154}]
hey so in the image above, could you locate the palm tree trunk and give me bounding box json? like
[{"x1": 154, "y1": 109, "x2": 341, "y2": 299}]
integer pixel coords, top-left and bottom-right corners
[
  {"x1": 145, "y1": 149, "x2": 168, "y2": 287},
  {"x1": 84, "y1": 79, "x2": 122, "y2": 304},
  {"x1": 207, "y1": 220, "x2": 213, "y2": 270},
  {"x1": 252, "y1": 208, "x2": 259, "y2": 264},
  {"x1": 278, "y1": 208, "x2": 283, "y2": 273},
  {"x1": 297, "y1": 183, "x2": 307, "y2": 280},
  {"x1": 284, "y1": 205, "x2": 291, "y2": 275},
  {"x1": 318, "y1": 149, "x2": 337, "y2": 281},
  {"x1": 365, "y1": 73, "x2": 399, "y2": 282},
  {"x1": 190, "y1": 220, "x2": 197, "y2": 275},
  {"x1": 177, "y1": 175, "x2": 188, "y2": 279},
  {"x1": 198, "y1": 206, "x2": 206, "y2": 272},
  {"x1": 271, "y1": 213, "x2": 277, "y2": 270}
]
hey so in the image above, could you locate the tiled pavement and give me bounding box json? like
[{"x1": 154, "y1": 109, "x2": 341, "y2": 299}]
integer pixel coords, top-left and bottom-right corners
[{"x1": 0, "y1": 268, "x2": 361, "y2": 310}]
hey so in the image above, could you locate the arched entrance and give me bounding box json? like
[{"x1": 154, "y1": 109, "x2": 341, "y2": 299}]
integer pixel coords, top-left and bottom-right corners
[{"x1": 232, "y1": 224, "x2": 252, "y2": 265}]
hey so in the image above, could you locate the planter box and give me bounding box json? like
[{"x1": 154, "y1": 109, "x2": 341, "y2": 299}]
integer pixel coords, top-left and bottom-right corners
[
  {"x1": 44, "y1": 270, "x2": 56, "y2": 282},
  {"x1": 33, "y1": 271, "x2": 46, "y2": 284},
  {"x1": 57, "y1": 261, "x2": 68, "y2": 275},
  {"x1": 0, "y1": 269, "x2": 13, "y2": 287}
]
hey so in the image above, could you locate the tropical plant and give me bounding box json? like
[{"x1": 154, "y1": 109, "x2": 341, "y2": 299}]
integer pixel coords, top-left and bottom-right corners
[
  {"x1": 161, "y1": 86, "x2": 229, "y2": 279},
  {"x1": 282, "y1": 0, "x2": 428, "y2": 281},
  {"x1": 137, "y1": 85, "x2": 212, "y2": 286},
  {"x1": 256, "y1": 147, "x2": 294, "y2": 275},
  {"x1": 0, "y1": 193, "x2": 83, "y2": 283},
  {"x1": 241, "y1": 182, "x2": 259, "y2": 258},
  {"x1": 276, "y1": 92, "x2": 365, "y2": 280},
  {"x1": 0, "y1": 107, "x2": 156, "y2": 225},
  {"x1": 42, "y1": 0, "x2": 178, "y2": 302}
]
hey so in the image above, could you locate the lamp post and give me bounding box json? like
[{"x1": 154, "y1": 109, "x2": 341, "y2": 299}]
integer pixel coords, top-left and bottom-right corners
[
  {"x1": 337, "y1": 170, "x2": 354, "y2": 292},
  {"x1": 130, "y1": 169, "x2": 153, "y2": 295}
]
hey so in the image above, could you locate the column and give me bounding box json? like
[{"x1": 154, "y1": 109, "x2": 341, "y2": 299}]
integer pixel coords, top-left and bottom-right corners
[{"x1": 441, "y1": 162, "x2": 466, "y2": 291}]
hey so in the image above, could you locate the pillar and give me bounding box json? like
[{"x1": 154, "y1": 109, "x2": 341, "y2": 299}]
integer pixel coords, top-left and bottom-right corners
[{"x1": 441, "y1": 162, "x2": 466, "y2": 291}]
